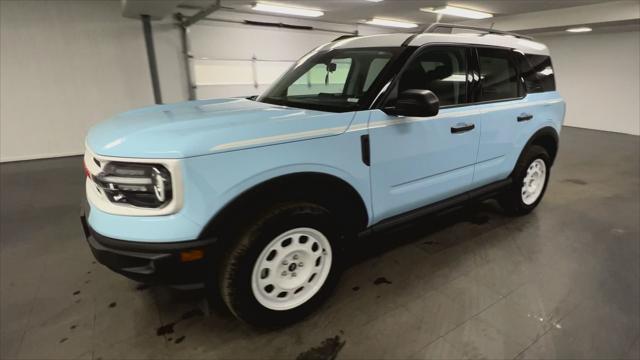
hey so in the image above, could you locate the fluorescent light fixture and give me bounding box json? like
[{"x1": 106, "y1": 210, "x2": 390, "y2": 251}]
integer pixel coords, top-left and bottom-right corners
[
  {"x1": 421, "y1": 5, "x2": 493, "y2": 19},
  {"x1": 252, "y1": 2, "x2": 324, "y2": 17},
  {"x1": 366, "y1": 0, "x2": 384, "y2": 2},
  {"x1": 539, "y1": 66, "x2": 554, "y2": 76},
  {"x1": 442, "y1": 74, "x2": 466, "y2": 82},
  {"x1": 365, "y1": 18, "x2": 418, "y2": 29},
  {"x1": 566, "y1": 26, "x2": 592, "y2": 33}
]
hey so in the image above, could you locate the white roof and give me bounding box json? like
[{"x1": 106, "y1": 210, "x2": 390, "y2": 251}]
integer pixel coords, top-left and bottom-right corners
[{"x1": 320, "y1": 32, "x2": 550, "y2": 56}]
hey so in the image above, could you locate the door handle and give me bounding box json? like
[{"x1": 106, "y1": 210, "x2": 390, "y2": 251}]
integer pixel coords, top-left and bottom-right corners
[
  {"x1": 451, "y1": 123, "x2": 475, "y2": 134},
  {"x1": 517, "y1": 113, "x2": 533, "y2": 122}
]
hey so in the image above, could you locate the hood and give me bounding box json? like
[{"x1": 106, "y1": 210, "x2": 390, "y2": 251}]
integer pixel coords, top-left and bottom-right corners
[{"x1": 86, "y1": 98, "x2": 356, "y2": 158}]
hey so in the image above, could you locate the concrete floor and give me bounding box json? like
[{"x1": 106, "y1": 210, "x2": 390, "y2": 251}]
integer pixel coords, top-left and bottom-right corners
[{"x1": 1, "y1": 126, "x2": 639, "y2": 360}]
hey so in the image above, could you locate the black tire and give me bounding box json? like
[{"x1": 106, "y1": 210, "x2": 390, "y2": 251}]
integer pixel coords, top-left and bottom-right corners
[
  {"x1": 218, "y1": 201, "x2": 342, "y2": 328},
  {"x1": 499, "y1": 145, "x2": 551, "y2": 216}
]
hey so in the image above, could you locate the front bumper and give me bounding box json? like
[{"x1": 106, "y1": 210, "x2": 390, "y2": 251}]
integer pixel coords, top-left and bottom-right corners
[{"x1": 80, "y1": 204, "x2": 214, "y2": 285}]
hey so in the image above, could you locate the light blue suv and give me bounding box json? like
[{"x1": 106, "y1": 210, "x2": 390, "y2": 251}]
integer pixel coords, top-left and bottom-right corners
[{"x1": 80, "y1": 24, "x2": 565, "y2": 326}]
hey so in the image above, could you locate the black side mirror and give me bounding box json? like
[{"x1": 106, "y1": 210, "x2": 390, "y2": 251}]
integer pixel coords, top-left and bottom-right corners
[{"x1": 388, "y1": 89, "x2": 440, "y2": 117}]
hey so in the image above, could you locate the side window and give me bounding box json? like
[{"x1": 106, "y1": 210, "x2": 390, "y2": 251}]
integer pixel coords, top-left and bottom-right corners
[
  {"x1": 288, "y1": 58, "x2": 352, "y2": 96},
  {"x1": 363, "y1": 57, "x2": 390, "y2": 91},
  {"x1": 477, "y1": 48, "x2": 520, "y2": 101},
  {"x1": 398, "y1": 47, "x2": 467, "y2": 106},
  {"x1": 520, "y1": 54, "x2": 556, "y2": 93}
]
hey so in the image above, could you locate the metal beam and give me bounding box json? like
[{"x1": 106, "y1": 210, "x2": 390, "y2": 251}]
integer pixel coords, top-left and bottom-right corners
[
  {"x1": 141, "y1": 14, "x2": 162, "y2": 104},
  {"x1": 182, "y1": 0, "x2": 221, "y2": 27},
  {"x1": 175, "y1": 13, "x2": 197, "y2": 100}
]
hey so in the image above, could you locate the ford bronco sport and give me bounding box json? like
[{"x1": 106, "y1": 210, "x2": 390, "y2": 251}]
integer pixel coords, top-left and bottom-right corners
[{"x1": 81, "y1": 24, "x2": 565, "y2": 326}]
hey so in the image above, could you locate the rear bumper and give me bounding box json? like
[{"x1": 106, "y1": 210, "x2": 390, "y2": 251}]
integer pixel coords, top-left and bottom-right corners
[{"x1": 80, "y1": 204, "x2": 214, "y2": 285}]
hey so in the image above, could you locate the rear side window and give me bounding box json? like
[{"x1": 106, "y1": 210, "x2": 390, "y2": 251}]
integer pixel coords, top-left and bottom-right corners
[
  {"x1": 520, "y1": 54, "x2": 556, "y2": 93},
  {"x1": 477, "y1": 48, "x2": 520, "y2": 101}
]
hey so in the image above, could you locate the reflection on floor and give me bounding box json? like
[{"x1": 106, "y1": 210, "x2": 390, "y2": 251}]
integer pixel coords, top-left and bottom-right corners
[{"x1": 1, "y1": 127, "x2": 639, "y2": 359}]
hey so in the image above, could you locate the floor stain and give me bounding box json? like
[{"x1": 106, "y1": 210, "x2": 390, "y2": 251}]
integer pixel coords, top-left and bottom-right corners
[
  {"x1": 157, "y1": 322, "x2": 176, "y2": 336},
  {"x1": 59, "y1": 338, "x2": 68, "y2": 344},
  {"x1": 352, "y1": 286, "x2": 360, "y2": 292},
  {"x1": 563, "y1": 178, "x2": 588, "y2": 185},
  {"x1": 108, "y1": 302, "x2": 117, "y2": 308},
  {"x1": 373, "y1": 277, "x2": 392, "y2": 285},
  {"x1": 296, "y1": 335, "x2": 346, "y2": 360},
  {"x1": 72, "y1": 291, "x2": 80, "y2": 296},
  {"x1": 174, "y1": 336, "x2": 186, "y2": 344},
  {"x1": 156, "y1": 308, "x2": 203, "y2": 337},
  {"x1": 70, "y1": 325, "x2": 76, "y2": 330}
]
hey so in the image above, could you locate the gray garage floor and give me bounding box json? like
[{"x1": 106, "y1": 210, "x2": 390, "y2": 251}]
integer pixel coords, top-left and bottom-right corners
[{"x1": 1, "y1": 126, "x2": 639, "y2": 360}]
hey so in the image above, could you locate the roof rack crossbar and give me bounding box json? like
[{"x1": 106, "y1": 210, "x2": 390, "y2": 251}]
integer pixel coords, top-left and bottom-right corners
[{"x1": 424, "y1": 23, "x2": 534, "y2": 40}]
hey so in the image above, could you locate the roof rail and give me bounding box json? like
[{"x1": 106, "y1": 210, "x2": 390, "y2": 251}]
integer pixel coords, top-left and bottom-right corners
[
  {"x1": 332, "y1": 34, "x2": 358, "y2": 42},
  {"x1": 424, "y1": 23, "x2": 534, "y2": 40}
]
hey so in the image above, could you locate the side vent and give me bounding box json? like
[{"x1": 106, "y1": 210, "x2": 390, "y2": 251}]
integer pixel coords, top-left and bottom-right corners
[{"x1": 360, "y1": 135, "x2": 370, "y2": 166}]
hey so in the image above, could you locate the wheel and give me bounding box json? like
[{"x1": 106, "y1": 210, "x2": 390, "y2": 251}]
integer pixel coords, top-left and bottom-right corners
[
  {"x1": 500, "y1": 145, "x2": 551, "y2": 215},
  {"x1": 218, "y1": 201, "x2": 341, "y2": 327}
]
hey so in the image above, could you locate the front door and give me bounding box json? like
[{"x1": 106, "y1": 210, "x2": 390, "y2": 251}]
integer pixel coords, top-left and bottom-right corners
[{"x1": 368, "y1": 46, "x2": 480, "y2": 223}]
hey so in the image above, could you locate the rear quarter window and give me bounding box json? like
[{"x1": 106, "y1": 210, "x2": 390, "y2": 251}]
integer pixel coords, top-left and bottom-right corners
[{"x1": 520, "y1": 54, "x2": 556, "y2": 93}]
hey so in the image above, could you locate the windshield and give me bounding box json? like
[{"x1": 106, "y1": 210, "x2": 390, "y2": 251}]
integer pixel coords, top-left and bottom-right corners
[{"x1": 258, "y1": 47, "x2": 402, "y2": 112}]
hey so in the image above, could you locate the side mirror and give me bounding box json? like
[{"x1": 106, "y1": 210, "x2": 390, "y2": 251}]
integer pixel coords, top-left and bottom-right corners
[{"x1": 388, "y1": 89, "x2": 440, "y2": 117}]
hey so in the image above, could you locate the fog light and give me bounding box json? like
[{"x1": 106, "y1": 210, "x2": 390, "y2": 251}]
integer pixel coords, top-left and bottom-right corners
[{"x1": 180, "y1": 249, "x2": 204, "y2": 262}]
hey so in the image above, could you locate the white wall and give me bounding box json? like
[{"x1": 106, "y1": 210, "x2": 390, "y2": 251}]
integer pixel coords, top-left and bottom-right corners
[
  {"x1": 538, "y1": 29, "x2": 640, "y2": 135},
  {"x1": 0, "y1": 0, "x2": 185, "y2": 162},
  {"x1": 0, "y1": 1, "x2": 385, "y2": 162},
  {"x1": 187, "y1": 10, "x2": 388, "y2": 99}
]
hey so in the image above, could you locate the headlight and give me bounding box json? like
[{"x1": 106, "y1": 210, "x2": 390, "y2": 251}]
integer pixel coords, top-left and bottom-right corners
[{"x1": 92, "y1": 162, "x2": 172, "y2": 208}]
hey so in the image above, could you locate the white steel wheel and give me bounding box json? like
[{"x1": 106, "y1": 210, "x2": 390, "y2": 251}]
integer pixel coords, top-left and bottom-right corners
[
  {"x1": 521, "y1": 159, "x2": 547, "y2": 205},
  {"x1": 251, "y1": 227, "x2": 332, "y2": 311}
]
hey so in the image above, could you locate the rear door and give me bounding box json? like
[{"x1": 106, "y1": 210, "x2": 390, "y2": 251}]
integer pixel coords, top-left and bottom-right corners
[{"x1": 471, "y1": 47, "x2": 528, "y2": 186}]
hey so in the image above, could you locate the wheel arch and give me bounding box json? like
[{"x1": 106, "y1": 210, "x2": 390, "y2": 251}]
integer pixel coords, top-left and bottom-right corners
[
  {"x1": 517, "y1": 126, "x2": 560, "y2": 170},
  {"x1": 198, "y1": 171, "x2": 370, "y2": 241}
]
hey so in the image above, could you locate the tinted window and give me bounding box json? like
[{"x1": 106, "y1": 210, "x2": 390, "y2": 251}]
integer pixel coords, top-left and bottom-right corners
[
  {"x1": 288, "y1": 58, "x2": 352, "y2": 96},
  {"x1": 477, "y1": 48, "x2": 519, "y2": 101},
  {"x1": 398, "y1": 47, "x2": 467, "y2": 106},
  {"x1": 259, "y1": 48, "x2": 399, "y2": 112},
  {"x1": 363, "y1": 57, "x2": 390, "y2": 91},
  {"x1": 520, "y1": 54, "x2": 556, "y2": 93}
]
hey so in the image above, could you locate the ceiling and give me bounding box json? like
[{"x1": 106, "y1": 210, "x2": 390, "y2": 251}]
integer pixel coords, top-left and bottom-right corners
[{"x1": 183, "y1": 0, "x2": 610, "y2": 26}]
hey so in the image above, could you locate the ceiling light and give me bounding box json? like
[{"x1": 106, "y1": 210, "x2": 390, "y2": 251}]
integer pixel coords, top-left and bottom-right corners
[
  {"x1": 365, "y1": 18, "x2": 418, "y2": 29},
  {"x1": 252, "y1": 2, "x2": 324, "y2": 17},
  {"x1": 366, "y1": 0, "x2": 384, "y2": 2},
  {"x1": 421, "y1": 6, "x2": 493, "y2": 19},
  {"x1": 566, "y1": 27, "x2": 592, "y2": 33}
]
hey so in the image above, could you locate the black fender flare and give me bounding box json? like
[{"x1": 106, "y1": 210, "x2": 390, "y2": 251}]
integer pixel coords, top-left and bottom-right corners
[{"x1": 511, "y1": 126, "x2": 560, "y2": 177}]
